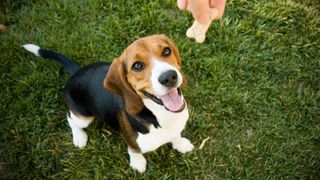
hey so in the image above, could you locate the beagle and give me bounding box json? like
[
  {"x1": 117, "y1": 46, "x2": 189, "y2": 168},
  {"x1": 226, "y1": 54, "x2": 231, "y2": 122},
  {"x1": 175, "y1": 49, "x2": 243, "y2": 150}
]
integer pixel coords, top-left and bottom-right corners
[{"x1": 23, "y1": 35, "x2": 194, "y2": 173}]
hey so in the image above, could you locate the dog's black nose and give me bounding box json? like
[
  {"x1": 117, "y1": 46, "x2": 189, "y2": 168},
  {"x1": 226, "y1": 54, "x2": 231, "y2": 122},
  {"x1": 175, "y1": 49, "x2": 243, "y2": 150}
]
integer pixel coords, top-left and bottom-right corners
[{"x1": 158, "y1": 70, "x2": 178, "y2": 88}]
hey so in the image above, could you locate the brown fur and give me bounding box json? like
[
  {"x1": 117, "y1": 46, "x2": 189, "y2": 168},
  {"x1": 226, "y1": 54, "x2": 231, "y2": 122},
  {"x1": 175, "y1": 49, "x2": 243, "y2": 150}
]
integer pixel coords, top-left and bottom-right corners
[
  {"x1": 118, "y1": 111, "x2": 141, "y2": 152},
  {"x1": 104, "y1": 35, "x2": 183, "y2": 111},
  {"x1": 104, "y1": 58, "x2": 144, "y2": 115}
]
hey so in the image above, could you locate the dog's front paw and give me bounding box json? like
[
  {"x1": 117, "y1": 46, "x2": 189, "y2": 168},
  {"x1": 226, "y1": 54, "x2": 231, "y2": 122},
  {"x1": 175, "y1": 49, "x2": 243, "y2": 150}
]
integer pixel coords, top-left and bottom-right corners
[
  {"x1": 130, "y1": 154, "x2": 147, "y2": 173},
  {"x1": 72, "y1": 130, "x2": 88, "y2": 148},
  {"x1": 172, "y1": 137, "x2": 194, "y2": 153}
]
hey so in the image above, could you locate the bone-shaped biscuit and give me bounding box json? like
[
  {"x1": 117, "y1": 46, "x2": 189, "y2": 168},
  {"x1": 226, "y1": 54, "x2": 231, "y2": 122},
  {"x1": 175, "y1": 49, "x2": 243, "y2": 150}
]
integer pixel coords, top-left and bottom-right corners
[{"x1": 186, "y1": 8, "x2": 219, "y2": 43}]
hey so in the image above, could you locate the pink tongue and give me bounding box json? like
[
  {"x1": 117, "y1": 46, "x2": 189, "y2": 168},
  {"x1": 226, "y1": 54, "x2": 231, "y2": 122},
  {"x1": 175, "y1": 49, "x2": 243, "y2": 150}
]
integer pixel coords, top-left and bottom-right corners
[{"x1": 159, "y1": 89, "x2": 184, "y2": 112}]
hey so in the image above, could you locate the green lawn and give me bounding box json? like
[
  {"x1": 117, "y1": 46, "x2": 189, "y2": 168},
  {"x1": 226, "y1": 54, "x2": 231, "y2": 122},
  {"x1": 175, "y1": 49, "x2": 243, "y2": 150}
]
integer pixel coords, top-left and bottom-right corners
[{"x1": 1, "y1": 0, "x2": 319, "y2": 179}]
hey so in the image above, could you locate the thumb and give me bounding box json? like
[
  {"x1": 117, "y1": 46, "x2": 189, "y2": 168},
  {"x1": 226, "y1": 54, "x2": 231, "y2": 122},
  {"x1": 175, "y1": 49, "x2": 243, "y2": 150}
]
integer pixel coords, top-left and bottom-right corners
[{"x1": 188, "y1": 0, "x2": 212, "y2": 24}]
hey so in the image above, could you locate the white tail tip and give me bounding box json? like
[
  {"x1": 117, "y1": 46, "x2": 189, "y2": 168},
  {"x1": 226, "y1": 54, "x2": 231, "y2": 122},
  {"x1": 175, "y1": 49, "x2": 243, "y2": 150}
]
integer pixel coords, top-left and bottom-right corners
[{"x1": 23, "y1": 44, "x2": 40, "y2": 56}]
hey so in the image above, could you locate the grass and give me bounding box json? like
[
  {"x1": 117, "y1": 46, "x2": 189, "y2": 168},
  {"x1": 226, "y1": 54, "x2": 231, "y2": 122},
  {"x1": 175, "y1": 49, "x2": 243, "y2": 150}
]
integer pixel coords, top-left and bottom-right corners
[{"x1": 0, "y1": 0, "x2": 319, "y2": 179}]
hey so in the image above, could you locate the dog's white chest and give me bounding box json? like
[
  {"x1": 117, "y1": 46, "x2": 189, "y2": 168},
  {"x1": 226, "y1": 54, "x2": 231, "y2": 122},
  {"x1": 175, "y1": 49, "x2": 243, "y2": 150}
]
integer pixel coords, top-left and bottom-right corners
[{"x1": 136, "y1": 100, "x2": 189, "y2": 153}]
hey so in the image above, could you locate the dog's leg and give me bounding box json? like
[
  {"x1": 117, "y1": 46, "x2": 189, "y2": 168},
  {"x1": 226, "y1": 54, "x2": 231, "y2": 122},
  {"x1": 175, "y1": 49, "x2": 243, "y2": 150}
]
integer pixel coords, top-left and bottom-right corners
[
  {"x1": 67, "y1": 111, "x2": 94, "y2": 148},
  {"x1": 171, "y1": 136, "x2": 194, "y2": 153},
  {"x1": 128, "y1": 148, "x2": 147, "y2": 173}
]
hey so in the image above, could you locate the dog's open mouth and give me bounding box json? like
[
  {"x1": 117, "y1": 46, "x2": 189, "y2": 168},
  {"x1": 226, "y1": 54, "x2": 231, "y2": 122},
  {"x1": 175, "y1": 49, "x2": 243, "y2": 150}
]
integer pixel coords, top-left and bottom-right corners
[{"x1": 141, "y1": 88, "x2": 185, "y2": 112}]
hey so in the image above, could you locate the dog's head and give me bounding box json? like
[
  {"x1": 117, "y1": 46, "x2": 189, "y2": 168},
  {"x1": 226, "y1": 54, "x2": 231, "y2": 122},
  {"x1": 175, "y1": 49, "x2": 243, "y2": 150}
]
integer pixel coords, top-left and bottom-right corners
[{"x1": 104, "y1": 34, "x2": 185, "y2": 115}]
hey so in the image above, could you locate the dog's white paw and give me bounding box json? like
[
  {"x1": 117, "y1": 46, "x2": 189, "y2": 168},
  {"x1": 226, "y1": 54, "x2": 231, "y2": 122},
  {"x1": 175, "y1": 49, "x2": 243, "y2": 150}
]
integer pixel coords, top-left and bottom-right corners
[
  {"x1": 72, "y1": 130, "x2": 88, "y2": 148},
  {"x1": 172, "y1": 137, "x2": 194, "y2": 153},
  {"x1": 129, "y1": 153, "x2": 147, "y2": 173}
]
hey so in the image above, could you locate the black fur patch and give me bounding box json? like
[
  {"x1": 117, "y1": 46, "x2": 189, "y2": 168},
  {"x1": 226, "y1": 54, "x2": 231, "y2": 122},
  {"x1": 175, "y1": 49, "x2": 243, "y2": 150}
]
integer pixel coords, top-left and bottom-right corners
[{"x1": 126, "y1": 108, "x2": 160, "y2": 134}]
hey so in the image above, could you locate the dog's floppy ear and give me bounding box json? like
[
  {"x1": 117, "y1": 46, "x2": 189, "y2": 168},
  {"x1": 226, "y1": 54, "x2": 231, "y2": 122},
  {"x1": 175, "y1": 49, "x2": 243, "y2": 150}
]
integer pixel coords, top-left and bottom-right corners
[{"x1": 104, "y1": 58, "x2": 144, "y2": 115}]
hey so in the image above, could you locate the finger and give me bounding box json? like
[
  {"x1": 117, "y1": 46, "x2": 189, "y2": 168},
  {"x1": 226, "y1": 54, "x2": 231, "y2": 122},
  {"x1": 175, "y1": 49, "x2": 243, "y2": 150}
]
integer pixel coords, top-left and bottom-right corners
[
  {"x1": 177, "y1": 0, "x2": 188, "y2": 10},
  {"x1": 188, "y1": 0, "x2": 211, "y2": 24},
  {"x1": 210, "y1": 0, "x2": 226, "y2": 19},
  {"x1": 197, "y1": 12, "x2": 212, "y2": 24}
]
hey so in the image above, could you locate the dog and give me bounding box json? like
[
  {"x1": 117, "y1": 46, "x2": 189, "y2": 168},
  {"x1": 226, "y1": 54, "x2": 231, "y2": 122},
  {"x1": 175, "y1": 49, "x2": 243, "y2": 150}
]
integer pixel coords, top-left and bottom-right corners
[{"x1": 23, "y1": 34, "x2": 194, "y2": 173}]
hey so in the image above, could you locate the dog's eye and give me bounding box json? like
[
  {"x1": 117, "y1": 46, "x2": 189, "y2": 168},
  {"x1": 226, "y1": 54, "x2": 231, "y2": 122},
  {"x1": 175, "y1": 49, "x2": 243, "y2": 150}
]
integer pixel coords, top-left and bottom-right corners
[
  {"x1": 132, "y1": 61, "x2": 144, "y2": 71},
  {"x1": 162, "y1": 47, "x2": 171, "y2": 57}
]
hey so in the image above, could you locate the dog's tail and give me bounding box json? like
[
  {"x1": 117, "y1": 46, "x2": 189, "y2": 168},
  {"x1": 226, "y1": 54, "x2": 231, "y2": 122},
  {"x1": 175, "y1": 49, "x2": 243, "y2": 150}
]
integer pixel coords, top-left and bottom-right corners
[{"x1": 23, "y1": 44, "x2": 79, "y2": 75}]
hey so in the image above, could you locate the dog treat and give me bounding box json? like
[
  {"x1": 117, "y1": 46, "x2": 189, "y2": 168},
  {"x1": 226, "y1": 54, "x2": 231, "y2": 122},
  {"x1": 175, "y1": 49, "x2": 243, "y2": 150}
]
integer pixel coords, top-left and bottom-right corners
[{"x1": 186, "y1": 8, "x2": 219, "y2": 43}]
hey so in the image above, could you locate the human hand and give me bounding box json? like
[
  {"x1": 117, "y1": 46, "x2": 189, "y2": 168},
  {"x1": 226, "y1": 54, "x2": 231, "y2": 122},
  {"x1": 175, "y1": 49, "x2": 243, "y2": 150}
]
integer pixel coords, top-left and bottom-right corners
[
  {"x1": 177, "y1": 0, "x2": 226, "y2": 43},
  {"x1": 177, "y1": 0, "x2": 226, "y2": 24}
]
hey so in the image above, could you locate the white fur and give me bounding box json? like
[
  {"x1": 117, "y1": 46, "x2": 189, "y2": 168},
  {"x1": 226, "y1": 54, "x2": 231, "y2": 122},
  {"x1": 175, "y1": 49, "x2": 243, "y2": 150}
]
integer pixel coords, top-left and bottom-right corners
[
  {"x1": 172, "y1": 137, "x2": 194, "y2": 153},
  {"x1": 128, "y1": 148, "x2": 147, "y2": 173},
  {"x1": 67, "y1": 111, "x2": 94, "y2": 148},
  {"x1": 129, "y1": 100, "x2": 193, "y2": 172},
  {"x1": 128, "y1": 59, "x2": 193, "y2": 172},
  {"x1": 151, "y1": 58, "x2": 183, "y2": 96},
  {"x1": 23, "y1": 44, "x2": 40, "y2": 56},
  {"x1": 136, "y1": 99, "x2": 193, "y2": 153}
]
